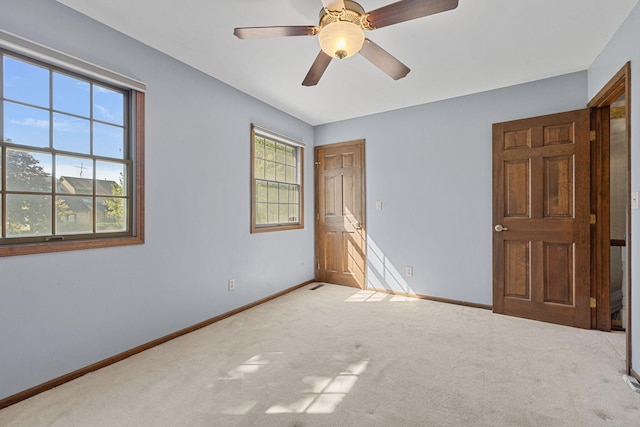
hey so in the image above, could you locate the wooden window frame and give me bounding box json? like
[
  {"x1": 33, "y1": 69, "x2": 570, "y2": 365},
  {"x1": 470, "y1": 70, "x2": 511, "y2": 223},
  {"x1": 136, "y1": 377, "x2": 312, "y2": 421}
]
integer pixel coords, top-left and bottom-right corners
[
  {"x1": 0, "y1": 53, "x2": 145, "y2": 257},
  {"x1": 250, "y1": 124, "x2": 304, "y2": 233}
]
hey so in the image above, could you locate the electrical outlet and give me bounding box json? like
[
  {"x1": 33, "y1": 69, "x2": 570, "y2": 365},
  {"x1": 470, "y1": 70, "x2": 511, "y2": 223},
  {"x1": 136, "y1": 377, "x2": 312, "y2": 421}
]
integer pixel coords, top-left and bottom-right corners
[
  {"x1": 405, "y1": 266, "x2": 413, "y2": 277},
  {"x1": 228, "y1": 279, "x2": 236, "y2": 291}
]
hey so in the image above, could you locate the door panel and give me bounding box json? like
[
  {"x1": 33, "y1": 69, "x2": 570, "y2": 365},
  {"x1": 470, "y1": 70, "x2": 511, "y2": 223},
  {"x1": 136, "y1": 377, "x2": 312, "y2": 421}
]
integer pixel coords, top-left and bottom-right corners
[
  {"x1": 493, "y1": 109, "x2": 590, "y2": 328},
  {"x1": 505, "y1": 160, "x2": 530, "y2": 216},
  {"x1": 544, "y1": 155, "x2": 574, "y2": 218},
  {"x1": 315, "y1": 140, "x2": 366, "y2": 288},
  {"x1": 544, "y1": 242, "x2": 573, "y2": 304},
  {"x1": 504, "y1": 240, "x2": 530, "y2": 299}
]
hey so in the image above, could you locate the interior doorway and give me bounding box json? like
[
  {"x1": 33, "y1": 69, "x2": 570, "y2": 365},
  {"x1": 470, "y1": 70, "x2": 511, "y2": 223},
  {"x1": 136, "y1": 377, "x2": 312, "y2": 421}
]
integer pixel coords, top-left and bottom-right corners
[
  {"x1": 609, "y1": 94, "x2": 628, "y2": 331},
  {"x1": 588, "y1": 62, "x2": 631, "y2": 373}
]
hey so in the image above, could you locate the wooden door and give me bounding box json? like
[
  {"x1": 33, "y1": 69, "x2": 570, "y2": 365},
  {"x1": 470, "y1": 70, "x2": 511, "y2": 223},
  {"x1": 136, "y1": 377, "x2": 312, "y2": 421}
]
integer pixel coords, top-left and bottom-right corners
[
  {"x1": 315, "y1": 140, "x2": 366, "y2": 288},
  {"x1": 492, "y1": 110, "x2": 591, "y2": 328}
]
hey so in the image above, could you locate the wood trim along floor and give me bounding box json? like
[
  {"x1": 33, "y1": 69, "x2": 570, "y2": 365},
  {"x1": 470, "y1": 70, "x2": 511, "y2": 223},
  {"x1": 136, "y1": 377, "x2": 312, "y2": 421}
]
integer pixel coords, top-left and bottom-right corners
[
  {"x1": 0, "y1": 279, "x2": 315, "y2": 410},
  {"x1": 367, "y1": 287, "x2": 493, "y2": 310}
]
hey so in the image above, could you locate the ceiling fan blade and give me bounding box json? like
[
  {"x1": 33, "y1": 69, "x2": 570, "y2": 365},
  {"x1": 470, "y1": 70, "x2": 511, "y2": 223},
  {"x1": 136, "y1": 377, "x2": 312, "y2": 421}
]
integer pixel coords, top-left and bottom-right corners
[
  {"x1": 234, "y1": 26, "x2": 318, "y2": 39},
  {"x1": 359, "y1": 39, "x2": 410, "y2": 80},
  {"x1": 366, "y1": 0, "x2": 458, "y2": 29},
  {"x1": 302, "y1": 51, "x2": 333, "y2": 86},
  {"x1": 321, "y1": 0, "x2": 346, "y2": 13}
]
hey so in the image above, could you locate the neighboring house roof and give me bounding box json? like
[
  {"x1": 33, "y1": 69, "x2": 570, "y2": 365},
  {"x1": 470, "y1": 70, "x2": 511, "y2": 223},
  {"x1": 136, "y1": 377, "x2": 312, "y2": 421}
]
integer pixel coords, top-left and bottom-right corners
[
  {"x1": 58, "y1": 195, "x2": 92, "y2": 213},
  {"x1": 58, "y1": 176, "x2": 119, "y2": 195}
]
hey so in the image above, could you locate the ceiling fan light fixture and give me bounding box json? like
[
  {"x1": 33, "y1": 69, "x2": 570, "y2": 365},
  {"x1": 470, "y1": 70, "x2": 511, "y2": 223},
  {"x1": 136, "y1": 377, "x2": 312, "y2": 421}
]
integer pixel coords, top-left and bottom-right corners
[{"x1": 318, "y1": 21, "x2": 364, "y2": 59}]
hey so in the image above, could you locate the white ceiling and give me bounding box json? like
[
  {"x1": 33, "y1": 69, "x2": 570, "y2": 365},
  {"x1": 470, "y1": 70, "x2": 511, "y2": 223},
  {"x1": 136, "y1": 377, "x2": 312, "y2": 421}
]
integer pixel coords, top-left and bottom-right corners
[{"x1": 56, "y1": 0, "x2": 638, "y2": 126}]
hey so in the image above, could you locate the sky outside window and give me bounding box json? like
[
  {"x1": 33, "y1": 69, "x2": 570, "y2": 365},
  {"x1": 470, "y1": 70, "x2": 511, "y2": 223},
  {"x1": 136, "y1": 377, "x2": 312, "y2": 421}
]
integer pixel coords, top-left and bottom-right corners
[{"x1": 2, "y1": 55, "x2": 126, "y2": 182}]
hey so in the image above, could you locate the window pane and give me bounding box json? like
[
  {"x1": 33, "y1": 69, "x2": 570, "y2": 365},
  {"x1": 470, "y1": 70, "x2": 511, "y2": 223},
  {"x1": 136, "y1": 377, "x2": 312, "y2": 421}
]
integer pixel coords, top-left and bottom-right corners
[
  {"x1": 96, "y1": 197, "x2": 127, "y2": 232},
  {"x1": 264, "y1": 139, "x2": 275, "y2": 161},
  {"x1": 3, "y1": 101, "x2": 50, "y2": 148},
  {"x1": 53, "y1": 113, "x2": 90, "y2": 153},
  {"x1": 96, "y1": 178, "x2": 123, "y2": 197},
  {"x1": 279, "y1": 204, "x2": 289, "y2": 223},
  {"x1": 275, "y1": 163, "x2": 285, "y2": 182},
  {"x1": 278, "y1": 184, "x2": 289, "y2": 204},
  {"x1": 289, "y1": 185, "x2": 299, "y2": 204},
  {"x1": 285, "y1": 166, "x2": 295, "y2": 184},
  {"x1": 93, "y1": 85, "x2": 124, "y2": 125},
  {"x1": 94, "y1": 122, "x2": 124, "y2": 159},
  {"x1": 4, "y1": 56, "x2": 49, "y2": 107},
  {"x1": 56, "y1": 195, "x2": 92, "y2": 234},
  {"x1": 255, "y1": 137, "x2": 264, "y2": 159},
  {"x1": 285, "y1": 146, "x2": 294, "y2": 166},
  {"x1": 267, "y1": 203, "x2": 278, "y2": 224},
  {"x1": 53, "y1": 72, "x2": 90, "y2": 117},
  {"x1": 6, "y1": 149, "x2": 52, "y2": 192},
  {"x1": 275, "y1": 142, "x2": 286, "y2": 164},
  {"x1": 96, "y1": 161, "x2": 127, "y2": 196},
  {"x1": 265, "y1": 160, "x2": 275, "y2": 181},
  {"x1": 254, "y1": 158, "x2": 265, "y2": 180},
  {"x1": 6, "y1": 194, "x2": 52, "y2": 237},
  {"x1": 56, "y1": 155, "x2": 93, "y2": 194},
  {"x1": 256, "y1": 180, "x2": 267, "y2": 203},
  {"x1": 289, "y1": 204, "x2": 299, "y2": 222},
  {"x1": 267, "y1": 182, "x2": 278, "y2": 203},
  {"x1": 256, "y1": 203, "x2": 267, "y2": 225}
]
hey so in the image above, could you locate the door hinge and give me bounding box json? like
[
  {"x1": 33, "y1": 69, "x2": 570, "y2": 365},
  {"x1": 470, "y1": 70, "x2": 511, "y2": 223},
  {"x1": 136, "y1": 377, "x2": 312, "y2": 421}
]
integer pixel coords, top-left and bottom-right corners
[
  {"x1": 316, "y1": 212, "x2": 319, "y2": 220},
  {"x1": 590, "y1": 214, "x2": 597, "y2": 225},
  {"x1": 590, "y1": 130, "x2": 596, "y2": 141},
  {"x1": 590, "y1": 297, "x2": 597, "y2": 308},
  {"x1": 315, "y1": 161, "x2": 321, "y2": 168},
  {"x1": 317, "y1": 263, "x2": 320, "y2": 270}
]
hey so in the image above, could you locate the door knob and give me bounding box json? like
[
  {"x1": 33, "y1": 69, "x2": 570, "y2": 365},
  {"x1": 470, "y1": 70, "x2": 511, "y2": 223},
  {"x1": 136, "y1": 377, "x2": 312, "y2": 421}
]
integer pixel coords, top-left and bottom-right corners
[{"x1": 494, "y1": 224, "x2": 508, "y2": 232}]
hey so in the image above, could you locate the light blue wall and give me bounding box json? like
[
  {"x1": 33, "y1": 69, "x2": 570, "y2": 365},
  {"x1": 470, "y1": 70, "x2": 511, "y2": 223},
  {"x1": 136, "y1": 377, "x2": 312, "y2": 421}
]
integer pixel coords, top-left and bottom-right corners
[
  {"x1": 589, "y1": 1, "x2": 640, "y2": 375},
  {"x1": 0, "y1": 0, "x2": 315, "y2": 400},
  {"x1": 2, "y1": 0, "x2": 633, "y2": 404},
  {"x1": 315, "y1": 72, "x2": 588, "y2": 304}
]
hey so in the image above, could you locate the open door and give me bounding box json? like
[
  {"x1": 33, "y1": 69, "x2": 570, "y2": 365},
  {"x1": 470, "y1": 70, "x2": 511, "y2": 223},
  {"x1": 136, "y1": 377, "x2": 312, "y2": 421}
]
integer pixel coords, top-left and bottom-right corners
[
  {"x1": 492, "y1": 109, "x2": 591, "y2": 328},
  {"x1": 315, "y1": 140, "x2": 366, "y2": 288}
]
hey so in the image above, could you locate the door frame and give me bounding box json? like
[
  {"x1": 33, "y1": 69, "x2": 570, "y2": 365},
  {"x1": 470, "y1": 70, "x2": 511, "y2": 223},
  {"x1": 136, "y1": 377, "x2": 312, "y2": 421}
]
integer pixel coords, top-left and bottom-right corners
[
  {"x1": 587, "y1": 62, "x2": 632, "y2": 371},
  {"x1": 314, "y1": 139, "x2": 367, "y2": 287}
]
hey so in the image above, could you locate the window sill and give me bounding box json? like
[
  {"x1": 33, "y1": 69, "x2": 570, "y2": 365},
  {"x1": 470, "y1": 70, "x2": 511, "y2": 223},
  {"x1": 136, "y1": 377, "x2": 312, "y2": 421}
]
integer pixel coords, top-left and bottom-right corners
[
  {"x1": 251, "y1": 223, "x2": 304, "y2": 234},
  {"x1": 0, "y1": 235, "x2": 144, "y2": 257}
]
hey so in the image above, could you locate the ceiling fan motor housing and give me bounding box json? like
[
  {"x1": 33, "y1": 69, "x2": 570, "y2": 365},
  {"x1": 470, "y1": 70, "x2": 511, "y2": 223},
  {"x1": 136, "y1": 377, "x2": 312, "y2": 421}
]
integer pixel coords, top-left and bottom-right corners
[{"x1": 318, "y1": 0, "x2": 369, "y2": 59}]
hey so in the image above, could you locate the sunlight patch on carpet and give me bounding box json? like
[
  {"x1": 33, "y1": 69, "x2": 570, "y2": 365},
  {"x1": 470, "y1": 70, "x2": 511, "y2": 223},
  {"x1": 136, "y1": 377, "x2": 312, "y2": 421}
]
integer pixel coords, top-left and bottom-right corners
[
  {"x1": 345, "y1": 290, "x2": 418, "y2": 303},
  {"x1": 266, "y1": 359, "x2": 369, "y2": 415}
]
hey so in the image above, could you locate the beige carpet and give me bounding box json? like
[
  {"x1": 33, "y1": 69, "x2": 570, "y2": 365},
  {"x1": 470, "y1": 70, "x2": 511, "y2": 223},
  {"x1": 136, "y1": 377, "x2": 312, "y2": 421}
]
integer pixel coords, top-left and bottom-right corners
[{"x1": 1, "y1": 283, "x2": 638, "y2": 426}]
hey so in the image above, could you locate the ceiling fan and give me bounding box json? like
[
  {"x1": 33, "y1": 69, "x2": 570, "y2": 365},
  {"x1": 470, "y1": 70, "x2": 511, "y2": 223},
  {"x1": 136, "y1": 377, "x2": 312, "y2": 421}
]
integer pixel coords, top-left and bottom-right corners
[{"x1": 234, "y1": 0, "x2": 459, "y2": 86}]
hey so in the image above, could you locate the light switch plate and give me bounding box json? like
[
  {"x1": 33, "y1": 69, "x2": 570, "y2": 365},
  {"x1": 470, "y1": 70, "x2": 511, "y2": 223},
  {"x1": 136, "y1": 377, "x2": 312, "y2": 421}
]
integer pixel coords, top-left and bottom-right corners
[
  {"x1": 632, "y1": 192, "x2": 639, "y2": 210},
  {"x1": 376, "y1": 201, "x2": 382, "y2": 211}
]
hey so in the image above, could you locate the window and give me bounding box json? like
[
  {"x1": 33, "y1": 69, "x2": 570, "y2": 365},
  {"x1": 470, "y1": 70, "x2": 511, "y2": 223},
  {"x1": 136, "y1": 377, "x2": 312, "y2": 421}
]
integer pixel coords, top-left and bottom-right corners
[
  {"x1": 0, "y1": 42, "x2": 145, "y2": 256},
  {"x1": 251, "y1": 125, "x2": 303, "y2": 233}
]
